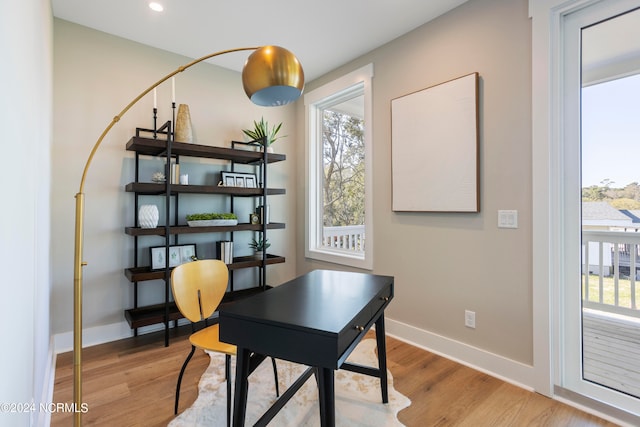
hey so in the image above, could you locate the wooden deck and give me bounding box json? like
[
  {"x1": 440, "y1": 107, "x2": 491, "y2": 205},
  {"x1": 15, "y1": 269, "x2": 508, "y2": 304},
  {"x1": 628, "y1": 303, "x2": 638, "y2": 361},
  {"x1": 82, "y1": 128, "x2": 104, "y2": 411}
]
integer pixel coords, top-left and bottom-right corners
[{"x1": 583, "y1": 308, "x2": 640, "y2": 398}]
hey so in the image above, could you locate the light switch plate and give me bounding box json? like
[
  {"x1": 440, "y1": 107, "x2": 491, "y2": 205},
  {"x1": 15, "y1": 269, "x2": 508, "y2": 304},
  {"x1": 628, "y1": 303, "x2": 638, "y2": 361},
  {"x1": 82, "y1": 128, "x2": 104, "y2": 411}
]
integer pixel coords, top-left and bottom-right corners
[{"x1": 498, "y1": 210, "x2": 518, "y2": 229}]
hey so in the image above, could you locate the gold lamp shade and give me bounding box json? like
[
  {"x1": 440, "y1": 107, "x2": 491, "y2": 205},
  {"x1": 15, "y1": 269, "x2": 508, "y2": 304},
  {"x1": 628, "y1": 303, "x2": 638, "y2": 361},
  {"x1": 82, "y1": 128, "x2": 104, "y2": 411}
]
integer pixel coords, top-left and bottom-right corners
[{"x1": 242, "y1": 45, "x2": 305, "y2": 106}]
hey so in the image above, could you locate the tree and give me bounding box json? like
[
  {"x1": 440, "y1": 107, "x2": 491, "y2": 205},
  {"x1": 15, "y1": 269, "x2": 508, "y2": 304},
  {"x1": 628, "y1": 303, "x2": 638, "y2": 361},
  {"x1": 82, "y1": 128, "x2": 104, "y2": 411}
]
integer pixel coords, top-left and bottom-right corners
[
  {"x1": 582, "y1": 185, "x2": 605, "y2": 201},
  {"x1": 620, "y1": 182, "x2": 640, "y2": 201},
  {"x1": 582, "y1": 179, "x2": 640, "y2": 207},
  {"x1": 609, "y1": 198, "x2": 640, "y2": 210},
  {"x1": 322, "y1": 109, "x2": 365, "y2": 227}
]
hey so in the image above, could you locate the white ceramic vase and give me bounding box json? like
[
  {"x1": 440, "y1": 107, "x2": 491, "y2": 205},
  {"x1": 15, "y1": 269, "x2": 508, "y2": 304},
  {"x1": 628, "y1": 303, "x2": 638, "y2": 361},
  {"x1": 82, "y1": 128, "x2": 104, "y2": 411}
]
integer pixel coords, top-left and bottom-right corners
[
  {"x1": 255, "y1": 145, "x2": 274, "y2": 153},
  {"x1": 138, "y1": 204, "x2": 159, "y2": 229}
]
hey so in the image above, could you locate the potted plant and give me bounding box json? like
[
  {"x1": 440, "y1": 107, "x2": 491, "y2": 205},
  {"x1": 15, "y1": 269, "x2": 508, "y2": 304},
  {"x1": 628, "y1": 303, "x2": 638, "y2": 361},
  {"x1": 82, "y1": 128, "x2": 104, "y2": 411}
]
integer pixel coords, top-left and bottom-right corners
[
  {"x1": 242, "y1": 117, "x2": 284, "y2": 150},
  {"x1": 186, "y1": 212, "x2": 238, "y2": 227},
  {"x1": 249, "y1": 237, "x2": 271, "y2": 258}
]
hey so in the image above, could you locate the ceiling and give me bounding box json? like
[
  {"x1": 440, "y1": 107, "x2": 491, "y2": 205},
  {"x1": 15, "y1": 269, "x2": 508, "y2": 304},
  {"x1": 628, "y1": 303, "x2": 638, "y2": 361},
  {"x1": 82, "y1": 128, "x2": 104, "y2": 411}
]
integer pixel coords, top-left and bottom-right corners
[{"x1": 51, "y1": 0, "x2": 468, "y2": 81}]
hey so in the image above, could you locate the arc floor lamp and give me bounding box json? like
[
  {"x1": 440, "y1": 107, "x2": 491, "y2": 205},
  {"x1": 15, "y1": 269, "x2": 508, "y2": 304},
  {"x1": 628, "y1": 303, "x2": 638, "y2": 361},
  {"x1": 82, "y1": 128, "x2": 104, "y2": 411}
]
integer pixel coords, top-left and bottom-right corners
[{"x1": 73, "y1": 45, "x2": 304, "y2": 426}]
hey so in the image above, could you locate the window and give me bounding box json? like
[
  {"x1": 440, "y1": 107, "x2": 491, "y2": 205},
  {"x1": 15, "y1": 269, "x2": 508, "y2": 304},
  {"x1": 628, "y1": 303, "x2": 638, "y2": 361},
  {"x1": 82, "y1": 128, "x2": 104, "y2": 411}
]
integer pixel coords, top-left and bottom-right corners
[{"x1": 305, "y1": 64, "x2": 373, "y2": 269}]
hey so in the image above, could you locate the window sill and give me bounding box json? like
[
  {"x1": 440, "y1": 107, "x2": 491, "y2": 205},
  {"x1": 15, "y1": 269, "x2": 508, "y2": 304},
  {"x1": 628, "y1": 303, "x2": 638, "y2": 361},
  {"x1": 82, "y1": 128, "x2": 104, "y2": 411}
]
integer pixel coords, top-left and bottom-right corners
[{"x1": 306, "y1": 247, "x2": 372, "y2": 270}]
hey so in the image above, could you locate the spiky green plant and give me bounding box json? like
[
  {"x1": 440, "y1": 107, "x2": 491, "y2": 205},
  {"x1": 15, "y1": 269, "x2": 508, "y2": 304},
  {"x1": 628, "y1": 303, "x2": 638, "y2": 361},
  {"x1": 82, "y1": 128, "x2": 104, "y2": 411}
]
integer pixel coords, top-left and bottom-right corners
[
  {"x1": 242, "y1": 117, "x2": 284, "y2": 146},
  {"x1": 249, "y1": 238, "x2": 270, "y2": 251}
]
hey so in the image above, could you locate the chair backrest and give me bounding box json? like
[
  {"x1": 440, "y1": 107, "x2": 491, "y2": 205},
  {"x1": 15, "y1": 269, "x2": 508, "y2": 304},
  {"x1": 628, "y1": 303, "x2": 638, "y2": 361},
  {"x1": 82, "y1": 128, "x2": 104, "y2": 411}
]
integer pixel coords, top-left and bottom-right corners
[{"x1": 171, "y1": 259, "x2": 229, "y2": 323}]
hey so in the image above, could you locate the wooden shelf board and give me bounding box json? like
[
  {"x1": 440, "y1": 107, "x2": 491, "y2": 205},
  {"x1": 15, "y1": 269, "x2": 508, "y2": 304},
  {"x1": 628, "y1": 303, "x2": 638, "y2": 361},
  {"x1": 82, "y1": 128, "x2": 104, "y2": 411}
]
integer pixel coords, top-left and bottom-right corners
[
  {"x1": 125, "y1": 182, "x2": 286, "y2": 197},
  {"x1": 228, "y1": 254, "x2": 285, "y2": 270},
  {"x1": 125, "y1": 287, "x2": 271, "y2": 329},
  {"x1": 125, "y1": 254, "x2": 285, "y2": 282},
  {"x1": 125, "y1": 222, "x2": 285, "y2": 236},
  {"x1": 124, "y1": 302, "x2": 183, "y2": 329},
  {"x1": 126, "y1": 136, "x2": 285, "y2": 164}
]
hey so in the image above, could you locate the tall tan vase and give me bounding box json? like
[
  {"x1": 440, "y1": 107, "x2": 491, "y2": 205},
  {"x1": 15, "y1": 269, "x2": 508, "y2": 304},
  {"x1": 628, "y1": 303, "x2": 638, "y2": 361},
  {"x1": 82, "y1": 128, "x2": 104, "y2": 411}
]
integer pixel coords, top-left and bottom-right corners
[{"x1": 175, "y1": 103, "x2": 193, "y2": 143}]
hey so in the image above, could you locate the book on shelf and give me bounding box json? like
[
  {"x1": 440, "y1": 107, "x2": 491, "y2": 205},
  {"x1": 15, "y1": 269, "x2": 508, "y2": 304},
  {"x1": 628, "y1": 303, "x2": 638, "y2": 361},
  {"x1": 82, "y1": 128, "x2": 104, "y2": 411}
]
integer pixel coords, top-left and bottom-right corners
[{"x1": 216, "y1": 240, "x2": 233, "y2": 264}]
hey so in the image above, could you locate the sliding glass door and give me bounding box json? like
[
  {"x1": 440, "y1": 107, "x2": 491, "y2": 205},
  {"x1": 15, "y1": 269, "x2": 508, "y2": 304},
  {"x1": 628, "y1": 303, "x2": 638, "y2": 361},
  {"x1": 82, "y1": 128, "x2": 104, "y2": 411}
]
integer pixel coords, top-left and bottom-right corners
[{"x1": 560, "y1": 0, "x2": 640, "y2": 416}]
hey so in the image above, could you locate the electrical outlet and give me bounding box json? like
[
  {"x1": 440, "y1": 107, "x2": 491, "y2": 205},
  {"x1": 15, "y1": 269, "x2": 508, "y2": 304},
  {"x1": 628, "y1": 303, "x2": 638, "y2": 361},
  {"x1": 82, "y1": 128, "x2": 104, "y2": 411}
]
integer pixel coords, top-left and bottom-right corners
[{"x1": 465, "y1": 310, "x2": 476, "y2": 328}]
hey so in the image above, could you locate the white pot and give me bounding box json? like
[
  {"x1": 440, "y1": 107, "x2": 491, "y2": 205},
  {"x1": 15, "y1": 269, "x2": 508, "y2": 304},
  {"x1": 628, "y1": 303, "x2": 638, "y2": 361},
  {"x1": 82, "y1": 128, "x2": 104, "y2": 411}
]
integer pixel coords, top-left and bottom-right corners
[
  {"x1": 255, "y1": 145, "x2": 274, "y2": 153},
  {"x1": 138, "y1": 205, "x2": 159, "y2": 228}
]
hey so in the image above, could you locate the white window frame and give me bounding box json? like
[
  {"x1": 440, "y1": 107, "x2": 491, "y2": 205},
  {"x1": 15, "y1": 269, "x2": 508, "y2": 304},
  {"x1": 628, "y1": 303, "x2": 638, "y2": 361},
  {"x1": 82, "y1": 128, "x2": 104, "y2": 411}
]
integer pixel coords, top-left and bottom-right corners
[{"x1": 304, "y1": 64, "x2": 374, "y2": 270}]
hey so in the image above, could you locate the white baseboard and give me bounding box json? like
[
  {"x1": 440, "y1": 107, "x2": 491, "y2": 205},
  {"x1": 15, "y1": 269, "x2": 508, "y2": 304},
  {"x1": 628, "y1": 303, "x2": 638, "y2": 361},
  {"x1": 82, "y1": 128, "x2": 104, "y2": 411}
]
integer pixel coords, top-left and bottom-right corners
[
  {"x1": 53, "y1": 319, "x2": 192, "y2": 354},
  {"x1": 34, "y1": 336, "x2": 57, "y2": 427},
  {"x1": 385, "y1": 317, "x2": 536, "y2": 391},
  {"x1": 54, "y1": 321, "x2": 134, "y2": 354}
]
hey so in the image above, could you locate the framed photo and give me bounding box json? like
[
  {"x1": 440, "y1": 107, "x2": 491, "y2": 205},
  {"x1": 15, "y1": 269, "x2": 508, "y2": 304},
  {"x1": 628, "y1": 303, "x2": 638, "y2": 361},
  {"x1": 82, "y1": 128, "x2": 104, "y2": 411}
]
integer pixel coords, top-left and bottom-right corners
[
  {"x1": 150, "y1": 244, "x2": 197, "y2": 270},
  {"x1": 245, "y1": 176, "x2": 257, "y2": 188},
  {"x1": 221, "y1": 171, "x2": 258, "y2": 188},
  {"x1": 180, "y1": 244, "x2": 196, "y2": 263},
  {"x1": 168, "y1": 246, "x2": 181, "y2": 267}
]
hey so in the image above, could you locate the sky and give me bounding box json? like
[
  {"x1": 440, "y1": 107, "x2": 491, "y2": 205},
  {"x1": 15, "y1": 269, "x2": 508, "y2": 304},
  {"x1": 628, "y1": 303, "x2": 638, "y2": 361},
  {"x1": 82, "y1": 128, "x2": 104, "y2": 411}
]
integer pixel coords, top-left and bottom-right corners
[{"x1": 581, "y1": 73, "x2": 640, "y2": 188}]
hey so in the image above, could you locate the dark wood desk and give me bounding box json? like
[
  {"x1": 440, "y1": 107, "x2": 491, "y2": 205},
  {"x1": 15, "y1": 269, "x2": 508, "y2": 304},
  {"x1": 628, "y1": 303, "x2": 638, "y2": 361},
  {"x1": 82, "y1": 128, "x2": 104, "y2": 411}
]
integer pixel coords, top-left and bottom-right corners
[{"x1": 219, "y1": 269, "x2": 394, "y2": 427}]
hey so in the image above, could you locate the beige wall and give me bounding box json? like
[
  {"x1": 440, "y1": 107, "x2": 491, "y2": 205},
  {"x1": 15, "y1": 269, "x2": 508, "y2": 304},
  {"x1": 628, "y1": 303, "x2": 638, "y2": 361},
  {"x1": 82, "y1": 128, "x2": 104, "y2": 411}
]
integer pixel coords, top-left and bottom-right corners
[
  {"x1": 53, "y1": 0, "x2": 533, "y2": 368},
  {"x1": 52, "y1": 19, "x2": 298, "y2": 337},
  {"x1": 297, "y1": 0, "x2": 533, "y2": 364}
]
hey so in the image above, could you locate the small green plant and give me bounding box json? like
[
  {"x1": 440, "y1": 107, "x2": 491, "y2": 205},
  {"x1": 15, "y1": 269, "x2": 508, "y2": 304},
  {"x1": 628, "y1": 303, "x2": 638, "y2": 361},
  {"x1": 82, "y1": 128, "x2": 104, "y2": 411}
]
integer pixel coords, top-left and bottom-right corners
[
  {"x1": 249, "y1": 237, "x2": 270, "y2": 252},
  {"x1": 242, "y1": 117, "x2": 284, "y2": 146},
  {"x1": 185, "y1": 212, "x2": 237, "y2": 221}
]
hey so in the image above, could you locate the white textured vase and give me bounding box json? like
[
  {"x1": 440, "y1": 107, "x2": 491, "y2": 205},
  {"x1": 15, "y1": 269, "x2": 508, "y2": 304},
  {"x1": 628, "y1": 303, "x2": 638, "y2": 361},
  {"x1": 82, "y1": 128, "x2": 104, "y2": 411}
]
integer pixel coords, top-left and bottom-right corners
[
  {"x1": 138, "y1": 204, "x2": 159, "y2": 229},
  {"x1": 255, "y1": 145, "x2": 274, "y2": 153}
]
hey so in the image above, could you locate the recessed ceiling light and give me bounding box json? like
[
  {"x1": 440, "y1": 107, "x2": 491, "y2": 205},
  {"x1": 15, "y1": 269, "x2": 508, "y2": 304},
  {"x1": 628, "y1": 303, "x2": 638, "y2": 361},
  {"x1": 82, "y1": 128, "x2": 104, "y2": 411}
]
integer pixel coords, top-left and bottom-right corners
[{"x1": 149, "y1": 2, "x2": 164, "y2": 12}]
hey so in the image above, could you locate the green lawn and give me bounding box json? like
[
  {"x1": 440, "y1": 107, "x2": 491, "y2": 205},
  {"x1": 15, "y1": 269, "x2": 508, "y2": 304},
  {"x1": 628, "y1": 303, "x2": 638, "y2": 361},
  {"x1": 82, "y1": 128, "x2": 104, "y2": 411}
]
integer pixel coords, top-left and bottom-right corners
[{"x1": 583, "y1": 274, "x2": 640, "y2": 309}]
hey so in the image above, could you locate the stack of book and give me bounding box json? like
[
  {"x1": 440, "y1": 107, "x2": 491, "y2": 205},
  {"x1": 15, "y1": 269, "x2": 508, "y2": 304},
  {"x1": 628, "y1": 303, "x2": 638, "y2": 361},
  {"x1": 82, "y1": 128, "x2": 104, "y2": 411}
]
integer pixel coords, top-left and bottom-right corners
[{"x1": 216, "y1": 241, "x2": 233, "y2": 264}]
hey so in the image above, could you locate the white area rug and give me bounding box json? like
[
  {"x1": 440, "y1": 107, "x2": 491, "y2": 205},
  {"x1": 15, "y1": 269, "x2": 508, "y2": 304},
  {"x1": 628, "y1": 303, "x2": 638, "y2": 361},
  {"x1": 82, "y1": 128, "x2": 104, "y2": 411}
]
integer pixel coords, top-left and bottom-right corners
[{"x1": 169, "y1": 339, "x2": 411, "y2": 426}]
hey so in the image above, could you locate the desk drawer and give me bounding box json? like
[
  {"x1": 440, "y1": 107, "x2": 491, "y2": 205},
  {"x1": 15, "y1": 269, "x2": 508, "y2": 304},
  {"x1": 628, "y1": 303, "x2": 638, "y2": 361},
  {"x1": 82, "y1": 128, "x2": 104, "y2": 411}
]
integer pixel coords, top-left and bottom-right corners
[
  {"x1": 369, "y1": 284, "x2": 393, "y2": 318},
  {"x1": 337, "y1": 282, "x2": 393, "y2": 359}
]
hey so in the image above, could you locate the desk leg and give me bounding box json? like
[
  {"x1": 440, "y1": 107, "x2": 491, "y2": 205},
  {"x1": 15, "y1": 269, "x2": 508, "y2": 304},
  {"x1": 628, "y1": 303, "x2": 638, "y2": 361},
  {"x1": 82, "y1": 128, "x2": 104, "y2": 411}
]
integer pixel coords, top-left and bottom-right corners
[
  {"x1": 232, "y1": 347, "x2": 250, "y2": 427},
  {"x1": 317, "y1": 367, "x2": 335, "y2": 427},
  {"x1": 375, "y1": 313, "x2": 389, "y2": 404}
]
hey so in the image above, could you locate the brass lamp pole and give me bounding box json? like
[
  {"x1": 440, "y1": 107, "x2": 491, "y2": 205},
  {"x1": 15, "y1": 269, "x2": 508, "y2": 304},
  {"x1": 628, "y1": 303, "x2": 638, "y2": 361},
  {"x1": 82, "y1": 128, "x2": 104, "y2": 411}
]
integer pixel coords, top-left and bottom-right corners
[{"x1": 72, "y1": 45, "x2": 304, "y2": 426}]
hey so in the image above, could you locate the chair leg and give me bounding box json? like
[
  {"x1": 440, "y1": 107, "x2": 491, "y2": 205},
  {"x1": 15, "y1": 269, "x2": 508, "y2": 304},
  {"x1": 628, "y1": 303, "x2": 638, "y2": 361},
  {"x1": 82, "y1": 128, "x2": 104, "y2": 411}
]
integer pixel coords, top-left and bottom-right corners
[
  {"x1": 225, "y1": 355, "x2": 231, "y2": 427},
  {"x1": 175, "y1": 345, "x2": 196, "y2": 415},
  {"x1": 270, "y1": 357, "x2": 280, "y2": 397}
]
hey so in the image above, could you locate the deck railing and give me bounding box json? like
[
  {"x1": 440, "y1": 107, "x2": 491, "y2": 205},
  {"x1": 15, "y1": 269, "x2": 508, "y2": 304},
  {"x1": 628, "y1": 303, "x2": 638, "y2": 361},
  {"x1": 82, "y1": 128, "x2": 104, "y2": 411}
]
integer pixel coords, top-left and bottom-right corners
[
  {"x1": 322, "y1": 225, "x2": 365, "y2": 253},
  {"x1": 582, "y1": 230, "x2": 640, "y2": 318}
]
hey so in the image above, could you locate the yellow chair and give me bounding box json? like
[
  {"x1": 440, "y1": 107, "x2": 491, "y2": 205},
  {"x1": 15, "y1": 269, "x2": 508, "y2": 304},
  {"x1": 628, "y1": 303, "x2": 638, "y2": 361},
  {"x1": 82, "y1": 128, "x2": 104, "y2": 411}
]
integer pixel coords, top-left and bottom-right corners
[{"x1": 171, "y1": 259, "x2": 279, "y2": 424}]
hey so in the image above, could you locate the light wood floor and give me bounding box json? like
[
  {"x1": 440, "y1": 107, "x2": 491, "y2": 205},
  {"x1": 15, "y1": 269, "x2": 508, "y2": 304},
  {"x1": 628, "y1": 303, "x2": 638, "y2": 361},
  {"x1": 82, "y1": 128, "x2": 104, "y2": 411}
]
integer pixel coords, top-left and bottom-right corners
[{"x1": 52, "y1": 328, "x2": 618, "y2": 426}]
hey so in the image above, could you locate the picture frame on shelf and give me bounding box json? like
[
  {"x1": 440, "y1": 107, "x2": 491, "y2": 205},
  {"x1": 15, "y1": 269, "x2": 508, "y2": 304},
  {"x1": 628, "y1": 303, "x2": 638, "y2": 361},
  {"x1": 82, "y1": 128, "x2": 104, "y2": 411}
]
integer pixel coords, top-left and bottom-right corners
[
  {"x1": 245, "y1": 175, "x2": 257, "y2": 188},
  {"x1": 150, "y1": 244, "x2": 197, "y2": 270},
  {"x1": 221, "y1": 171, "x2": 258, "y2": 188},
  {"x1": 179, "y1": 244, "x2": 196, "y2": 263}
]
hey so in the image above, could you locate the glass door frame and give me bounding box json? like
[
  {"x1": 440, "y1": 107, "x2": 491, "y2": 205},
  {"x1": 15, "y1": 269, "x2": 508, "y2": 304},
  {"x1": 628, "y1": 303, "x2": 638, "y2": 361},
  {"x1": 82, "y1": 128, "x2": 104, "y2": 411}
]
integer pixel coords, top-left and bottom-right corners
[{"x1": 531, "y1": 0, "x2": 640, "y2": 420}]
